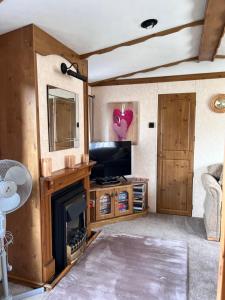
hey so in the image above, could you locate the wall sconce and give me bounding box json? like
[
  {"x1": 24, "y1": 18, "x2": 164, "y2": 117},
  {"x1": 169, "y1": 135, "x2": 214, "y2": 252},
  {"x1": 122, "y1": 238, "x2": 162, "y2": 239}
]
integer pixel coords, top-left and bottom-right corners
[{"x1": 61, "y1": 62, "x2": 87, "y2": 82}]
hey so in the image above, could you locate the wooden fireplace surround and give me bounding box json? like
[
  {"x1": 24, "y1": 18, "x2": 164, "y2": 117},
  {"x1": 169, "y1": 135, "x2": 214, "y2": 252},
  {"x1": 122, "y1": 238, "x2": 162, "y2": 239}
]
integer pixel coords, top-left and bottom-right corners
[
  {"x1": 0, "y1": 24, "x2": 90, "y2": 287},
  {"x1": 40, "y1": 162, "x2": 95, "y2": 283}
]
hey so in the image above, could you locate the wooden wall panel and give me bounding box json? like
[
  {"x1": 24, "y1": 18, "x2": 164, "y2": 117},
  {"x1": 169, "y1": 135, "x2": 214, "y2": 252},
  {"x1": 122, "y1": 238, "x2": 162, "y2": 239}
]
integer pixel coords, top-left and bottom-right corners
[
  {"x1": 0, "y1": 26, "x2": 43, "y2": 283},
  {"x1": 83, "y1": 82, "x2": 89, "y2": 153},
  {"x1": 0, "y1": 23, "x2": 89, "y2": 285},
  {"x1": 32, "y1": 25, "x2": 88, "y2": 77}
]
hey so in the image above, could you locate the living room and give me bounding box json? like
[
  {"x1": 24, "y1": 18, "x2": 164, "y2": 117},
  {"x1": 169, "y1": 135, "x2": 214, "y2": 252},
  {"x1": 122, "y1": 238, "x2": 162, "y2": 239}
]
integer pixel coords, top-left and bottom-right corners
[{"x1": 0, "y1": 1, "x2": 225, "y2": 300}]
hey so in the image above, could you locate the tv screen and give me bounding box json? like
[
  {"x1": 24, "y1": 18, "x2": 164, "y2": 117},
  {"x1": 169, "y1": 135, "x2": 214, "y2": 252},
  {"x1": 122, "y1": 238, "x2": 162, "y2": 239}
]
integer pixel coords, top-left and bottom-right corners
[{"x1": 89, "y1": 141, "x2": 131, "y2": 180}]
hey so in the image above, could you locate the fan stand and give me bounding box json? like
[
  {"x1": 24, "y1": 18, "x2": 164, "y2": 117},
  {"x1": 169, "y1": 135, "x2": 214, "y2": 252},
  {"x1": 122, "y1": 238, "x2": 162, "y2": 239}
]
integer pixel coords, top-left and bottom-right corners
[
  {"x1": 0, "y1": 160, "x2": 44, "y2": 299},
  {"x1": 1, "y1": 245, "x2": 10, "y2": 300},
  {"x1": 0, "y1": 212, "x2": 44, "y2": 300},
  {"x1": 0, "y1": 211, "x2": 10, "y2": 300}
]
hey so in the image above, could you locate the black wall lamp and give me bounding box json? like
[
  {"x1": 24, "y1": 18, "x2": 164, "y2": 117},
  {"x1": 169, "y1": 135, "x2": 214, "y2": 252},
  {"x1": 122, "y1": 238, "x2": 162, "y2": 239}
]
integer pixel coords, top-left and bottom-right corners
[{"x1": 61, "y1": 62, "x2": 87, "y2": 82}]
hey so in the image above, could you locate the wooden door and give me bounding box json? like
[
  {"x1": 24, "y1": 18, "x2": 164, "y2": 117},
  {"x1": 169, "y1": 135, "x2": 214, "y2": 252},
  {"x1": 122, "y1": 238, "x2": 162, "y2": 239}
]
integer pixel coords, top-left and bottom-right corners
[
  {"x1": 114, "y1": 185, "x2": 133, "y2": 217},
  {"x1": 95, "y1": 188, "x2": 115, "y2": 221},
  {"x1": 157, "y1": 93, "x2": 196, "y2": 216}
]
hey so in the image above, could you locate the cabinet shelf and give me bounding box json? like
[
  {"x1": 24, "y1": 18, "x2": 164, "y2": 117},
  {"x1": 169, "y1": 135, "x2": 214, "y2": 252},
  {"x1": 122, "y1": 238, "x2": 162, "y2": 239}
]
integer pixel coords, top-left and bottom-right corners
[{"x1": 90, "y1": 179, "x2": 148, "y2": 228}]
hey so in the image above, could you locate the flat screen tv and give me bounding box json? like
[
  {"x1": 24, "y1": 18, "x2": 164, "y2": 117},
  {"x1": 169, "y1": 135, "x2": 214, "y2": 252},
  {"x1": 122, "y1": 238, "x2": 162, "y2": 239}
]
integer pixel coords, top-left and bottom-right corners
[{"x1": 89, "y1": 141, "x2": 131, "y2": 185}]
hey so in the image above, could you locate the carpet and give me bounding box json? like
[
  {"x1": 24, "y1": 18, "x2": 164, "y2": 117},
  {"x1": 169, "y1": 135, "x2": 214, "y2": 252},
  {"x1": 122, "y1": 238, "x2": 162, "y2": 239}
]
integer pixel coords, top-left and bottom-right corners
[
  {"x1": 46, "y1": 233, "x2": 188, "y2": 300},
  {"x1": 101, "y1": 213, "x2": 219, "y2": 300}
]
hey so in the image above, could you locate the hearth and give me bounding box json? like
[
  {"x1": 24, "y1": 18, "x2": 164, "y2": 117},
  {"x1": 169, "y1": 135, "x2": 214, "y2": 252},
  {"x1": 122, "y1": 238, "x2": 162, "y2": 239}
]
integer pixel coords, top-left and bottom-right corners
[{"x1": 51, "y1": 181, "x2": 86, "y2": 274}]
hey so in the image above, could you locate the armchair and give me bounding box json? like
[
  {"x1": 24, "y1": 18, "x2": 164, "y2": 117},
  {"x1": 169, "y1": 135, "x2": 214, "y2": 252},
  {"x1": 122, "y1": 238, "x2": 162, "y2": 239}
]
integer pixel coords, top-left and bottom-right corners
[{"x1": 201, "y1": 164, "x2": 223, "y2": 241}]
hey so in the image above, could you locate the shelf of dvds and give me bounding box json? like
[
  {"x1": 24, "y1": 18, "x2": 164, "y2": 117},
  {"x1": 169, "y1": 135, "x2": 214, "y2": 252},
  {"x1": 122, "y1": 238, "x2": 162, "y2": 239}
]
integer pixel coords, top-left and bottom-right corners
[
  {"x1": 90, "y1": 179, "x2": 148, "y2": 228},
  {"x1": 133, "y1": 182, "x2": 147, "y2": 213},
  {"x1": 95, "y1": 189, "x2": 115, "y2": 221}
]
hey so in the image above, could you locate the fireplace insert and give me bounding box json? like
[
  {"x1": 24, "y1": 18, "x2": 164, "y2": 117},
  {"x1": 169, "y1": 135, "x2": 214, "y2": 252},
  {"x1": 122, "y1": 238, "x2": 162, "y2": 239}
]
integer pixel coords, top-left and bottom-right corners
[{"x1": 51, "y1": 181, "x2": 86, "y2": 274}]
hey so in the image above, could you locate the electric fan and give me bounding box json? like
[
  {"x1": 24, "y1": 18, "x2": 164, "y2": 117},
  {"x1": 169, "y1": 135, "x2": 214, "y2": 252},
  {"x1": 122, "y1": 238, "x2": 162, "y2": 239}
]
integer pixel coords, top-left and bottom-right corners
[{"x1": 0, "y1": 160, "x2": 32, "y2": 300}]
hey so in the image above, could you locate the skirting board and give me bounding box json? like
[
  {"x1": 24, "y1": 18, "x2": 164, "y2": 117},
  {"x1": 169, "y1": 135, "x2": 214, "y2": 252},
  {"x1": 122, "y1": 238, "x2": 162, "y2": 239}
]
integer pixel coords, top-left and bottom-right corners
[{"x1": 90, "y1": 210, "x2": 148, "y2": 229}]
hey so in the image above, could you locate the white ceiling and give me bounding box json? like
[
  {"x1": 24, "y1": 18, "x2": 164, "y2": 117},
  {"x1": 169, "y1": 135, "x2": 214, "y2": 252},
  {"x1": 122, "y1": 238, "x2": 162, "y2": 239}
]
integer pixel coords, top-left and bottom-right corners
[
  {"x1": 88, "y1": 26, "x2": 202, "y2": 82},
  {"x1": 121, "y1": 59, "x2": 225, "y2": 79},
  {"x1": 0, "y1": 0, "x2": 206, "y2": 53},
  {"x1": 2, "y1": 0, "x2": 224, "y2": 83}
]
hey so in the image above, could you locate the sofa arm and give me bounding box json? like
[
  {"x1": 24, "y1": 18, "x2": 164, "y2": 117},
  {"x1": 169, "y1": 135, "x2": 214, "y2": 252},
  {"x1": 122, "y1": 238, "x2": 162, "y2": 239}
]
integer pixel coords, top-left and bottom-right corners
[{"x1": 201, "y1": 173, "x2": 222, "y2": 200}]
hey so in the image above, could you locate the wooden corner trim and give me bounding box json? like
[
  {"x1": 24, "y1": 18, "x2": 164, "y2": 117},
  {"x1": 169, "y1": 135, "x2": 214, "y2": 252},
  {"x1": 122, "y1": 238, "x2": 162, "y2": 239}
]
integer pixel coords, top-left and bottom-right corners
[
  {"x1": 90, "y1": 72, "x2": 225, "y2": 87},
  {"x1": 90, "y1": 55, "x2": 225, "y2": 87},
  {"x1": 90, "y1": 57, "x2": 198, "y2": 85}
]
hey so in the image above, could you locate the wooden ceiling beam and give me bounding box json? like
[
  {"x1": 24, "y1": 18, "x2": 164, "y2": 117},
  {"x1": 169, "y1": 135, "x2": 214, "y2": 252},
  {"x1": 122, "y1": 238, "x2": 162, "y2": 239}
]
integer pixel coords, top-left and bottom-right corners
[
  {"x1": 90, "y1": 55, "x2": 225, "y2": 87},
  {"x1": 91, "y1": 57, "x2": 198, "y2": 85},
  {"x1": 81, "y1": 20, "x2": 204, "y2": 59},
  {"x1": 90, "y1": 71, "x2": 225, "y2": 87},
  {"x1": 199, "y1": 0, "x2": 225, "y2": 61},
  {"x1": 90, "y1": 55, "x2": 225, "y2": 86}
]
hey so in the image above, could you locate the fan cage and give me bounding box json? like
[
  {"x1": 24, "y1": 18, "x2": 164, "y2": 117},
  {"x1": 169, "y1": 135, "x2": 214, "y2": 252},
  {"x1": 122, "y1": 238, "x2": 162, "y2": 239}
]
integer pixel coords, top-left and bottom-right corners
[
  {"x1": 0, "y1": 159, "x2": 32, "y2": 213},
  {"x1": 0, "y1": 231, "x2": 13, "y2": 254}
]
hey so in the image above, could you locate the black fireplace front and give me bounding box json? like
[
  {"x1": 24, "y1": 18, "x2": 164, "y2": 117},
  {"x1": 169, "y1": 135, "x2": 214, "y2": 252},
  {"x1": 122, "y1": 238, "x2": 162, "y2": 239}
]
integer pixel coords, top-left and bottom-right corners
[{"x1": 51, "y1": 181, "x2": 86, "y2": 274}]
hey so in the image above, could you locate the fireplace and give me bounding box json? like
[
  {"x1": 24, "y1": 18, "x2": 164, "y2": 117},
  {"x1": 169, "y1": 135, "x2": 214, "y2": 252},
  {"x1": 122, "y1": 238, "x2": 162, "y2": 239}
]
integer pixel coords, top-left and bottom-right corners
[{"x1": 51, "y1": 181, "x2": 87, "y2": 274}]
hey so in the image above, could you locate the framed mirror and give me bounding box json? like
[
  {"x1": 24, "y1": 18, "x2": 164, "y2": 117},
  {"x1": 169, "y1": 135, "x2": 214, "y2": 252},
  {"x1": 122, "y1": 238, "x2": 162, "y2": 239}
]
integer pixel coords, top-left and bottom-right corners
[
  {"x1": 47, "y1": 85, "x2": 79, "y2": 152},
  {"x1": 210, "y1": 94, "x2": 225, "y2": 113}
]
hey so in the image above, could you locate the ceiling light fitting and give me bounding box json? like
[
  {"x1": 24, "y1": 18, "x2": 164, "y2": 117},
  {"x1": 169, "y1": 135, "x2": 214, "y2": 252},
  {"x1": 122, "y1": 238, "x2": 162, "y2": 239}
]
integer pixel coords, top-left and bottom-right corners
[
  {"x1": 61, "y1": 62, "x2": 87, "y2": 82},
  {"x1": 141, "y1": 19, "x2": 158, "y2": 29}
]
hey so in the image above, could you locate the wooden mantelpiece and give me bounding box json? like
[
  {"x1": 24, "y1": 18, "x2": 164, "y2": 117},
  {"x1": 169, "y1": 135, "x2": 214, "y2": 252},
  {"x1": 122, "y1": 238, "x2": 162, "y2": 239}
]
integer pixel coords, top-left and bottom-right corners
[
  {"x1": 41, "y1": 162, "x2": 95, "y2": 193},
  {"x1": 40, "y1": 162, "x2": 95, "y2": 283}
]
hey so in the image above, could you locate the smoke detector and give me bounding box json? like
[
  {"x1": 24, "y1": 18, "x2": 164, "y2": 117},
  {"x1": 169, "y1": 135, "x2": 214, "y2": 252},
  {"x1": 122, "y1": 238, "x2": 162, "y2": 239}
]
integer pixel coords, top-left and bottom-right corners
[{"x1": 141, "y1": 19, "x2": 158, "y2": 29}]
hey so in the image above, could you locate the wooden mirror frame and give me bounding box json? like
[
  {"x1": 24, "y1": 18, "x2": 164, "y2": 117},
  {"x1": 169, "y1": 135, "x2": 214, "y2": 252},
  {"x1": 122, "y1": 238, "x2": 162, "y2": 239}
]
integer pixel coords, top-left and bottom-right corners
[{"x1": 210, "y1": 94, "x2": 225, "y2": 113}]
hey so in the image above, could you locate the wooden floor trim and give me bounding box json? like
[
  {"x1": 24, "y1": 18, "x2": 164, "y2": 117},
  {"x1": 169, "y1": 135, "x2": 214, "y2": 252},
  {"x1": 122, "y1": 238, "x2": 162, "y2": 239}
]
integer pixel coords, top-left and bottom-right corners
[
  {"x1": 90, "y1": 211, "x2": 148, "y2": 229},
  {"x1": 157, "y1": 209, "x2": 192, "y2": 217}
]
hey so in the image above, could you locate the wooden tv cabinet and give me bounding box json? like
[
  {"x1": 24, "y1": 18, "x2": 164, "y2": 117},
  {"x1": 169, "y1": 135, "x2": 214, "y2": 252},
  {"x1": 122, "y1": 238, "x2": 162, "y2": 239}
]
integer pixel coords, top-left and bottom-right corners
[{"x1": 89, "y1": 179, "x2": 148, "y2": 229}]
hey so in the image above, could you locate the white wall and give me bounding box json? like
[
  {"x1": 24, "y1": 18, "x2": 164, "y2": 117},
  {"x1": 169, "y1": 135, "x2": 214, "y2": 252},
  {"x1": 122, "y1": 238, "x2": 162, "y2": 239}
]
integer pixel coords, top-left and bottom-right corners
[
  {"x1": 36, "y1": 54, "x2": 85, "y2": 172},
  {"x1": 92, "y1": 79, "x2": 225, "y2": 218}
]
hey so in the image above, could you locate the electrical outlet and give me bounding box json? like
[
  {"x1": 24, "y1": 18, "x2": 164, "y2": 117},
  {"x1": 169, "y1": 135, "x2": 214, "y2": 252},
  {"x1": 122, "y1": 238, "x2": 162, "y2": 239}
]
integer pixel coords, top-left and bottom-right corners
[{"x1": 148, "y1": 122, "x2": 155, "y2": 128}]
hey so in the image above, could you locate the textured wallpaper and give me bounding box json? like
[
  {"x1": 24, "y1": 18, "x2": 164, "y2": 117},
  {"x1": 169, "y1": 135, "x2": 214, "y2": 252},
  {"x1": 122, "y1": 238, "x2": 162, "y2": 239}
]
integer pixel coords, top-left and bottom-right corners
[
  {"x1": 92, "y1": 79, "x2": 225, "y2": 217},
  {"x1": 36, "y1": 54, "x2": 85, "y2": 172}
]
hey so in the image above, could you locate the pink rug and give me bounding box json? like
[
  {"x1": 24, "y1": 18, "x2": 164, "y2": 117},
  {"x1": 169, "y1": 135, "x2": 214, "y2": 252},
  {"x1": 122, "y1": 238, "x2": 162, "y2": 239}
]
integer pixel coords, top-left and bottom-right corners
[{"x1": 46, "y1": 234, "x2": 188, "y2": 300}]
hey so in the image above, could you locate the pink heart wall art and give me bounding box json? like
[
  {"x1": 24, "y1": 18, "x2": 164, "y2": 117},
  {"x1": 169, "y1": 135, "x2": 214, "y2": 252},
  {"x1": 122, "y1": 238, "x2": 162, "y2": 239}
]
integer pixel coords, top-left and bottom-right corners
[{"x1": 112, "y1": 107, "x2": 133, "y2": 141}]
